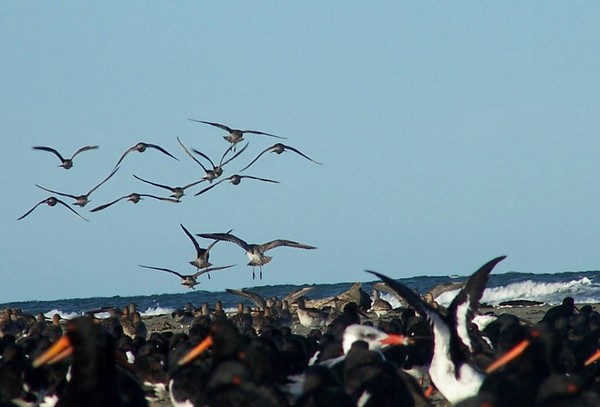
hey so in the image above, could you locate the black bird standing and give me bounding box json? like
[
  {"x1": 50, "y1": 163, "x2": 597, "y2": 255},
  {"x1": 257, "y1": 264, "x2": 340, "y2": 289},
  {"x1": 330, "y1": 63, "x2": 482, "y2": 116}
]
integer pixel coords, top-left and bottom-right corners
[{"x1": 32, "y1": 316, "x2": 148, "y2": 407}]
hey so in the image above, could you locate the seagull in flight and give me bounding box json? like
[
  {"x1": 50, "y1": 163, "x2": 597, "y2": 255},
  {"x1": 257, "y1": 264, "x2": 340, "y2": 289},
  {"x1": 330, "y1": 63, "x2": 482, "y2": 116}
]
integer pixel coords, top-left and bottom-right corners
[
  {"x1": 113, "y1": 142, "x2": 178, "y2": 169},
  {"x1": 18, "y1": 196, "x2": 88, "y2": 221},
  {"x1": 240, "y1": 143, "x2": 321, "y2": 172},
  {"x1": 140, "y1": 264, "x2": 235, "y2": 289},
  {"x1": 196, "y1": 231, "x2": 317, "y2": 279},
  {"x1": 35, "y1": 167, "x2": 119, "y2": 207},
  {"x1": 32, "y1": 145, "x2": 98, "y2": 169},
  {"x1": 188, "y1": 119, "x2": 285, "y2": 150}
]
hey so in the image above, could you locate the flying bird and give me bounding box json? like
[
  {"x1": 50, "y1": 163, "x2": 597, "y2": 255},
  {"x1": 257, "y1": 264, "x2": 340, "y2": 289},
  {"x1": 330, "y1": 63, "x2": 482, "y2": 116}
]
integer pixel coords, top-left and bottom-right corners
[
  {"x1": 240, "y1": 143, "x2": 321, "y2": 172},
  {"x1": 191, "y1": 142, "x2": 249, "y2": 178},
  {"x1": 180, "y1": 223, "x2": 232, "y2": 271},
  {"x1": 366, "y1": 256, "x2": 506, "y2": 405},
  {"x1": 177, "y1": 136, "x2": 247, "y2": 183},
  {"x1": 32, "y1": 145, "x2": 98, "y2": 169},
  {"x1": 188, "y1": 119, "x2": 285, "y2": 150},
  {"x1": 35, "y1": 167, "x2": 119, "y2": 207},
  {"x1": 113, "y1": 142, "x2": 178, "y2": 169},
  {"x1": 196, "y1": 231, "x2": 317, "y2": 279},
  {"x1": 18, "y1": 196, "x2": 88, "y2": 221},
  {"x1": 139, "y1": 264, "x2": 234, "y2": 289},
  {"x1": 194, "y1": 174, "x2": 279, "y2": 196},
  {"x1": 89, "y1": 193, "x2": 178, "y2": 212},
  {"x1": 132, "y1": 174, "x2": 205, "y2": 201}
]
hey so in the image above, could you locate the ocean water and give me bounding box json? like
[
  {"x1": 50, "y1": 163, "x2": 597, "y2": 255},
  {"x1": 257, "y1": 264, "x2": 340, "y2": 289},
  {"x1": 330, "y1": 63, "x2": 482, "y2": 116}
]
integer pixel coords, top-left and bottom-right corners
[{"x1": 2, "y1": 270, "x2": 600, "y2": 319}]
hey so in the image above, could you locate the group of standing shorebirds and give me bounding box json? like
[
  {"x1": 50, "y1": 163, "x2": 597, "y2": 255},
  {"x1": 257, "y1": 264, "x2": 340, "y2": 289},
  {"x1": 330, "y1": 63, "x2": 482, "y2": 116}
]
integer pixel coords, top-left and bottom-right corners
[{"x1": 19, "y1": 119, "x2": 321, "y2": 286}]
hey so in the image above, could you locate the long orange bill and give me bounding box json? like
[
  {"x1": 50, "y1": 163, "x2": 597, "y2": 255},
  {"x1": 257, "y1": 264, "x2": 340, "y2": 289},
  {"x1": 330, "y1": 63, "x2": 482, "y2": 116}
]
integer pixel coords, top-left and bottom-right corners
[
  {"x1": 485, "y1": 339, "x2": 530, "y2": 374},
  {"x1": 32, "y1": 336, "x2": 73, "y2": 368},
  {"x1": 177, "y1": 335, "x2": 213, "y2": 366},
  {"x1": 380, "y1": 333, "x2": 413, "y2": 346},
  {"x1": 584, "y1": 348, "x2": 600, "y2": 366}
]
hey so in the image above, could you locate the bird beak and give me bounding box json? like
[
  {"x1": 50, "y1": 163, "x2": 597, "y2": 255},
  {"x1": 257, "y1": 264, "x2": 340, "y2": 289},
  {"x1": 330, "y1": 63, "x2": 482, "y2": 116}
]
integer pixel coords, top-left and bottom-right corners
[
  {"x1": 32, "y1": 336, "x2": 73, "y2": 368},
  {"x1": 177, "y1": 335, "x2": 213, "y2": 366},
  {"x1": 380, "y1": 333, "x2": 413, "y2": 346},
  {"x1": 584, "y1": 348, "x2": 600, "y2": 366},
  {"x1": 485, "y1": 339, "x2": 531, "y2": 374}
]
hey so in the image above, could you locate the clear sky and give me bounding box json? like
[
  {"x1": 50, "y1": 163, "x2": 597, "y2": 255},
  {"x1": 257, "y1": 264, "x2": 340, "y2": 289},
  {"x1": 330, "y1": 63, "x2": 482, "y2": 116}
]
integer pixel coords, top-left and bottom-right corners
[{"x1": 2, "y1": 3, "x2": 599, "y2": 303}]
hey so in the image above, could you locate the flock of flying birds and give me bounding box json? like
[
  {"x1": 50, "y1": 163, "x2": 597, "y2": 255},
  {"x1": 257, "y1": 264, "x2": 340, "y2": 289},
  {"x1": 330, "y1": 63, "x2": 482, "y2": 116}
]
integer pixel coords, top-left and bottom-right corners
[{"x1": 19, "y1": 119, "x2": 321, "y2": 287}]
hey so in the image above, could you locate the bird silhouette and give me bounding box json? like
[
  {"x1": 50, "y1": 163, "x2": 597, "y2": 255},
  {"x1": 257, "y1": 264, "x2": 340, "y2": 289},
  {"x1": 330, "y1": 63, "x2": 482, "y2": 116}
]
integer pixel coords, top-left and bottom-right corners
[
  {"x1": 113, "y1": 141, "x2": 178, "y2": 169},
  {"x1": 188, "y1": 119, "x2": 285, "y2": 150},
  {"x1": 194, "y1": 174, "x2": 279, "y2": 196},
  {"x1": 32, "y1": 145, "x2": 98, "y2": 169},
  {"x1": 139, "y1": 264, "x2": 234, "y2": 289},
  {"x1": 35, "y1": 167, "x2": 119, "y2": 207},
  {"x1": 132, "y1": 174, "x2": 205, "y2": 201},
  {"x1": 240, "y1": 143, "x2": 321, "y2": 172},
  {"x1": 197, "y1": 231, "x2": 317, "y2": 279},
  {"x1": 89, "y1": 193, "x2": 178, "y2": 212},
  {"x1": 18, "y1": 196, "x2": 88, "y2": 221}
]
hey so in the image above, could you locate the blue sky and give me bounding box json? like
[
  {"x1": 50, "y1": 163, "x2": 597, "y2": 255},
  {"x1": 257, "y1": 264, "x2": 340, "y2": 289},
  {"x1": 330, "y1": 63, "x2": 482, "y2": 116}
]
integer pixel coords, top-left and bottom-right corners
[{"x1": 2, "y1": 3, "x2": 599, "y2": 302}]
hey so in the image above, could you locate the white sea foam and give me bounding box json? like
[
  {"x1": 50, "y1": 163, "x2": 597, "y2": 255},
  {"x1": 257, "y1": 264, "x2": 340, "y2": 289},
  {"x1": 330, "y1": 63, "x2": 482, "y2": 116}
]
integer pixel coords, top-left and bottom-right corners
[
  {"x1": 140, "y1": 306, "x2": 175, "y2": 317},
  {"x1": 43, "y1": 309, "x2": 81, "y2": 320},
  {"x1": 435, "y1": 277, "x2": 600, "y2": 307}
]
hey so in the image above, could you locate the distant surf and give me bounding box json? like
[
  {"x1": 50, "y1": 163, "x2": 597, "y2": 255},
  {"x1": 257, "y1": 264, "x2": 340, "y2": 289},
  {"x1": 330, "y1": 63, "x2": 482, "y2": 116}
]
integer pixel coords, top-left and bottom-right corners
[{"x1": 2, "y1": 270, "x2": 599, "y2": 317}]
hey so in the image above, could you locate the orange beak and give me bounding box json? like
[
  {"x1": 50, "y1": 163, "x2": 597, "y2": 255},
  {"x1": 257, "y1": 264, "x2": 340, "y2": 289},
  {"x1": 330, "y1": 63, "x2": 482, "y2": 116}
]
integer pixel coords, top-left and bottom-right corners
[
  {"x1": 32, "y1": 336, "x2": 73, "y2": 368},
  {"x1": 177, "y1": 335, "x2": 213, "y2": 366},
  {"x1": 584, "y1": 348, "x2": 600, "y2": 366},
  {"x1": 380, "y1": 333, "x2": 413, "y2": 346},
  {"x1": 485, "y1": 339, "x2": 530, "y2": 374}
]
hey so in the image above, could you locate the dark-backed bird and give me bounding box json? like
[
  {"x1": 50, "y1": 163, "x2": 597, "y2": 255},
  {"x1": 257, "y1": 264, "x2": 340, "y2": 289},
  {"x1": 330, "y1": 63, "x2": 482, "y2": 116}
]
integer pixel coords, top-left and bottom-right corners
[
  {"x1": 194, "y1": 174, "x2": 279, "y2": 196},
  {"x1": 180, "y1": 223, "x2": 229, "y2": 271},
  {"x1": 32, "y1": 316, "x2": 148, "y2": 407},
  {"x1": 18, "y1": 196, "x2": 88, "y2": 221},
  {"x1": 366, "y1": 256, "x2": 506, "y2": 405},
  {"x1": 32, "y1": 145, "x2": 98, "y2": 169},
  {"x1": 197, "y1": 231, "x2": 317, "y2": 279},
  {"x1": 132, "y1": 174, "x2": 205, "y2": 201},
  {"x1": 188, "y1": 119, "x2": 285, "y2": 150},
  {"x1": 139, "y1": 264, "x2": 234, "y2": 289},
  {"x1": 191, "y1": 143, "x2": 249, "y2": 178},
  {"x1": 35, "y1": 167, "x2": 119, "y2": 207},
  {"x1": 89, "y1": 193, "x2": 178, "y2": 212},
  {"x1": 113, "y1": 142, "x2": 178, "y2": 169},
  {"x1": 240, "y1": 143, "x2": 321, "y2": 172},
  {"x1": 177, "y1": 136, "x2": 246, "y2": 183}
]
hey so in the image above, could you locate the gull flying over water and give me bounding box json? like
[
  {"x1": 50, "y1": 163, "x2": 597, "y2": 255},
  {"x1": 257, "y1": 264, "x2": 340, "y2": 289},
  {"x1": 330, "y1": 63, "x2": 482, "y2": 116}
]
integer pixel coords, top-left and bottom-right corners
[
  {"x1": 35, "y1": 167, "x2": 119, "y2": 207},
  {"x1": 140, "y1": 264, "x2": 234, "y2": 289},
  {"x1": 240, "y1": 143, "x2": 321, "y2": 172},
  {"x1": 113, "y1": 142, "x2": 178, "y2": 169},
  {"x1": 18, "y1": 196, "x2": 88, "y2": 221},
  {"x1": 196, "y1": 231, "x2": 317, "y2": 279},
  {"x1": 32, "y1": 145, "x2": 98, "y2": 169},
  {"x1": 188, "y1": 119, "x2": 285, "y2": 150}
]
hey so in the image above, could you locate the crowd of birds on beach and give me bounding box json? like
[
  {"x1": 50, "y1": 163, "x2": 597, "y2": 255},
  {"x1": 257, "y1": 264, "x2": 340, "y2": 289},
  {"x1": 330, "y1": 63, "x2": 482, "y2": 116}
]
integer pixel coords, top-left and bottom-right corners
[
  {"x1": 2, "y1": 256, "x2": 600, "y2": 406},
  {"x1": 18, "y1": 119, "x2": 321, "y2": 285}
]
